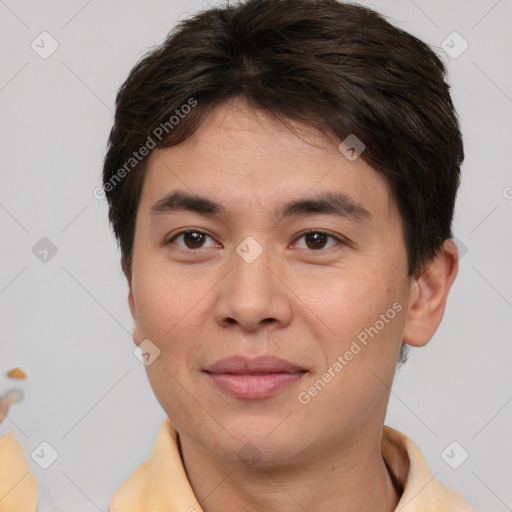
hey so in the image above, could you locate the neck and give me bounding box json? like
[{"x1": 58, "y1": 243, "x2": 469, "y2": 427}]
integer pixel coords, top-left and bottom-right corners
[{"x1": 178, "y1": 427, "x2": 400, "y2": 512}]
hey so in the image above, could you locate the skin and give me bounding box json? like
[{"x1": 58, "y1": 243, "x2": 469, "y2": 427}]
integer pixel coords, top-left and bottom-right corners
[{"x1": 128, "y1": 98, "x2": 458, "y2": 512}]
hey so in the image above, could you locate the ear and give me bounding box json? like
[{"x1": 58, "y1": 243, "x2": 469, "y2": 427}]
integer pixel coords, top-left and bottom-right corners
[
  {"x1": 403, "y1": 239, "x2": 459, "y2": 348},
  {"x1": 128, "y1": 287, "x2": 142, "y2": 346}
]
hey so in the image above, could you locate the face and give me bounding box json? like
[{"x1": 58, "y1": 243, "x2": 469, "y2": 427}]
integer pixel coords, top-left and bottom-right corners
[{"x1": 128, "y1": 99, "x2": 414, "y2": 466}]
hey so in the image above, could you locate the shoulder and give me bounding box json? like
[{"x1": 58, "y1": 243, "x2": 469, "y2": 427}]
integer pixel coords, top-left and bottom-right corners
[
  {"x1": 382, "y1": 426, "x2": 475, "y2": 512},
  {"x1": 0, "y1": 432, "x2": 39, "y2": 511}
]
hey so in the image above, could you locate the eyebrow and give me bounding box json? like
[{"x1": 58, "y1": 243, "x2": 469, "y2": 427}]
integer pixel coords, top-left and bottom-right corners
[{"x1": 150, "y1": 190, "x2": 371, "y2": 223}]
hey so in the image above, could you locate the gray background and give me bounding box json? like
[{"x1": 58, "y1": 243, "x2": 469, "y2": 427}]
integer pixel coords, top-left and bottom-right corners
[{"x1": 0, "y1": 0, "x2": 511, "y2": 510}]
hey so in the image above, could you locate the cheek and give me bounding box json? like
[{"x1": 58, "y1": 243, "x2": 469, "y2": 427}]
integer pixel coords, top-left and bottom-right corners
[
  {"x1": 297, "y1": 286, "x2": 406, "y2": 429},
  {"x1": 133, "y1": 261, "x2": 201, "y2": 338},
  {"x1": 133, "y1": 267, "x2": 204, "y2": 421},
  {"x1": 303, "y1": 265, "x2": 400, "y2": 338},
  {"x1": 300, "y1": 265, "x2": 406, "y2": 391},
  {"x1": 132, "y1": 263, "x2": 215, "y2": 384}
]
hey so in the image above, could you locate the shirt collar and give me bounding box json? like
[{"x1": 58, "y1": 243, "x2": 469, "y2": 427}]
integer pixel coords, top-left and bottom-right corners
[{"x1": 110, "y1": 419, "x2": 474, "y2": 511}]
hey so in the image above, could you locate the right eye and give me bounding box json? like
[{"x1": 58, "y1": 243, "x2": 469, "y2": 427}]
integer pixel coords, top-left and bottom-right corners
[{"x1": 165, "y1": 229, "x2": 220, "y2": 251}]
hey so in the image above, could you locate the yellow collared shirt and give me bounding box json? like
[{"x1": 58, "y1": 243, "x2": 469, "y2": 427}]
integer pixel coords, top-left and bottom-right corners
[{"x1": 110, "y1": 420, "x2": 474, "y2": 512}]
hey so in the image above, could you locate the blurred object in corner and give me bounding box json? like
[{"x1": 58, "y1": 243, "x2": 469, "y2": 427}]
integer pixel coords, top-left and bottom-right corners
[{"x1": 7, "y1": 367, "x2": 27, "y2": 379}]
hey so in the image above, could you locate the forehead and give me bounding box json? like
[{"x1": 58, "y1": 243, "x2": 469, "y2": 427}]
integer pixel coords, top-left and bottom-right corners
[{"x1": 141, "y1": 99, "x2": 398, "y2": 224}]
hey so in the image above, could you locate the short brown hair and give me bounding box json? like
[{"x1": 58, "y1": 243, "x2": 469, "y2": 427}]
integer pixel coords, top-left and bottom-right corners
[{"x1": 103, "y1": 0, "x2": 463, "y2": 290}]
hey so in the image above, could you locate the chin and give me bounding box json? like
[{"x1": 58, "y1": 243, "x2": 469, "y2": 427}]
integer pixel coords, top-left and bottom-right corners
[{"x1": 215, "y1": 416, "x2": 305, "y2": 463}]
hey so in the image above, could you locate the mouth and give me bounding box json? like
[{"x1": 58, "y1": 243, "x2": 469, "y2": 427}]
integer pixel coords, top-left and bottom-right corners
[{"x1": 203, "y1": 355, "x2": 307, "y2": 399}]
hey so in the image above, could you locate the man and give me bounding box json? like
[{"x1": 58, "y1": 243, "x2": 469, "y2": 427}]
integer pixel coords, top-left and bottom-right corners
[
  {"x1": 0, "y1": 0, "x2": 475, "y2": 510},
  {"x1": 104, "y1": 0, "x2": 474, "y2": 509}
]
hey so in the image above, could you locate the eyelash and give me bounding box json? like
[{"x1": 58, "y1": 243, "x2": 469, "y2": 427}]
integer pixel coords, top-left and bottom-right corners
[{"x1": 165, "y1": 228, "x2": 347, "y2": 252}]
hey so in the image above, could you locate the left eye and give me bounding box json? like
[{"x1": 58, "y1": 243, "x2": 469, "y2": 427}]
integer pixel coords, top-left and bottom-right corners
[{"x1": 293, "y1": 230, "x2": 342, "y2": 250}]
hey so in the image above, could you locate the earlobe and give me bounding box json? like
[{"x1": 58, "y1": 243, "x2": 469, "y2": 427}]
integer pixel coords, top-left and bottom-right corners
[
  {"x1": 128, "y1": 288, "x2": 141, "y2": 346},
  {"x1": 403, "y1": 239, "x2": 459, "y2": 348}
]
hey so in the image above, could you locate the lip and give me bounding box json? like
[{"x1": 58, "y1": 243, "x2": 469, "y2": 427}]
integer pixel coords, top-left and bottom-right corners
[
  {"x1": 205, "y1": 355, "x2": 305, "y2": 374},
  {"x1": 203, "y1": 355, "x2": 307, "y2": 399}
]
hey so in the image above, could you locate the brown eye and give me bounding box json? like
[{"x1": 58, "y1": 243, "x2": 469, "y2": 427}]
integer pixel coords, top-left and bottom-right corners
[
  {"x1": 294, "y1": 230, "x2": 342, "y2": 251},
  {"x1": 305, "y1": 232, "x2": 328, "y2": 249},
  {"x1": 167, "y1": 229, "x2": 217, "y2": 250},
  {"x1": 182, "y1": 231, "x2": 206, "y2": 249}
]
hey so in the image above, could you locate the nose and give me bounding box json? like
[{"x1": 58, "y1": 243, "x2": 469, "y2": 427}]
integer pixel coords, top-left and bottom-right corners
[{"x1": 213, "y1": 237, "x2": 293, "y2": 332}]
